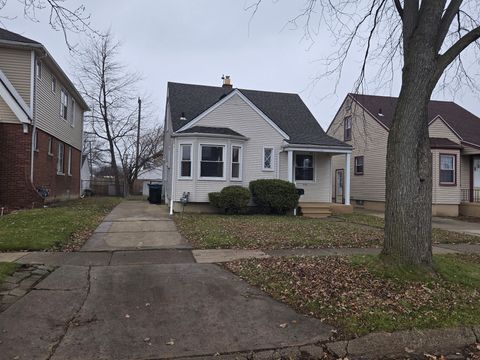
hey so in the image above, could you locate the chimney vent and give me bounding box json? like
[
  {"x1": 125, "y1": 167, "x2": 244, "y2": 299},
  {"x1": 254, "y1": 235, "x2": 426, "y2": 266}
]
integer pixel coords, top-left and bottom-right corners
[
  {"x1": 180, "y1": 112, "x2": 187, "y2": 121},
  {"x1": 222, "y1": 75, "x2": 232, "y2": 89},
  {"x1": 378, "y1": 108, "x2": 384, "y2": 117}
]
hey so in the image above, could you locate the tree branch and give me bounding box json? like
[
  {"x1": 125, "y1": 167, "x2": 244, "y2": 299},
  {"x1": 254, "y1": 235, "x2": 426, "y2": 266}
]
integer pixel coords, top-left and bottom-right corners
[
  {"x1": 393, "y1": 0, "x2": 403, "y2": 19},
  {"x1": 436, "y1": 0, "x2": 463, "y2": 51},
  {"x1": 437, "y1": 25, "x2": 480, "y2": 74}
]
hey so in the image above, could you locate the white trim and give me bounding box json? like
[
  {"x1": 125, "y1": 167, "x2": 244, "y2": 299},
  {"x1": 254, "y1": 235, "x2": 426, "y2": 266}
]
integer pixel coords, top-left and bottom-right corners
[
  {"x1": 67, "y1": 147, "x2": 72, "y2": 176},
  {"x1": 287, "y1": 150, "x2": 293, "y2": 183},
  {"x1": 230, "y1": 144, "x2": 243, "y2": 181},
  {"x1": 176, "y1": 89, "x2": 290, "y2": 140},
  {"x1": 30, "y1": 51, "x2": 35, "y2": 114},
  {"x1": 178, "y1": 143, "x2": 193, "y2": 180},
  {"x1": 0, "y1": 73, "x2": 30, "y2": 124},
  {"x1": 60, "y1": 88, "x2": 68, "y2": 120},
  {"x1": 198, "y1": 143, "x2": 226, "y2": 181},
  {"x1": 262, "y1": 146, "x2": 275, "y2": 172},
  {"x1": 71, "y1": 98, "x2": 76, "y2": 127},
  {"x1": 294, "y1": 152, "x2": 315, "y2": 183},
  {"x1": 35, "y1": 59, "x2": 42, "y2": 80},
  {"x1": 172, "y1": 132, "x2": 248, "y2": 141},
  {"x1": 345, "y1": 153, "x2": 351, "y2": 205},
  {"x1": 51, "y1": 76, "x2": 57, "y2": 94}
]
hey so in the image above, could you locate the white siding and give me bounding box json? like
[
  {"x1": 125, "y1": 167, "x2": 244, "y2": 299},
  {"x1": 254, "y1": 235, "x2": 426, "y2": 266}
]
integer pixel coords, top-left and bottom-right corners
[
  {"x1": 460, "y1": 155, "x2": 470, "y2": 191},
  {"x1": 328, "y1": 98, "x2": 389, "y2": 202},
  {"x1": 170, "y1": 93, "x2": 331, "y2": 203}
]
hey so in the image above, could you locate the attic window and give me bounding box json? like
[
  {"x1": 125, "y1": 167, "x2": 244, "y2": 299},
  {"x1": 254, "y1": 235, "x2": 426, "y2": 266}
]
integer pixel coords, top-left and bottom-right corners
[
  {"x1": 180, "y1": 112, "x2": 187, "y2": 121},
  {"x1": 378, "y1": 108, "x2": 384, "y2": 117}
]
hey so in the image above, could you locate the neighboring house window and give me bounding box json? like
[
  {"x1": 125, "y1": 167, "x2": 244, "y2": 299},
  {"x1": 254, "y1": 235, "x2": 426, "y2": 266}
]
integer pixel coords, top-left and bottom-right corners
[
  {"x1": 67, "y1": 147, "x2": 72, "y2": 176},
  {"x1": 70, "y1": 98, "x2": 76, "y2": 127},
  {"x1": 33, "y1": 130, "x2": 39, "y2": 151},
  {"x1": 51, "y1": 77, "x2": 56, "y2": 93},
  {"x1": 231, "y1": 145, "x2": 242, "y2": 180},
  {"x1": 262, "y1": 147, "x2": 274, "y2": 171},
  {"x1": 48, "y1": 137, "x2": 53, "y2": 155},
  {"x1": 295, "y1": 153, "x2": 314, "y2": 181},
  {"x1": 179, "y1": 144, "x2": 192, "y2": 178},
  {"x1": 60, "y1": 90, "x2": 68, "y2": 119},
  {"x1": 354, "y1": 156, "x2": 364, "y2": 175},
  {"x1": 344, "y1": 116, "x2": 352, "y2": 141},
  {"x1": 439, "y1": 154, "x2": 456, "y2": 185},
  {"x1": 36, "y1": 60, "x2": 42, "y2": 79},
  {"x1": 57, "y1": 143, "x2": 65, "y2": 174},
  {"x1": 200, "y1": 145, "x2": 224, "y2": 179}
]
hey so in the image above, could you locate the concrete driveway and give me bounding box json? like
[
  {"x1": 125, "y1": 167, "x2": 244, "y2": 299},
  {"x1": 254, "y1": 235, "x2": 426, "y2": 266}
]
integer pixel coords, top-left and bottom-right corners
[{"x1": 0, "y1": 201, "x2": 333, "y2": 359}]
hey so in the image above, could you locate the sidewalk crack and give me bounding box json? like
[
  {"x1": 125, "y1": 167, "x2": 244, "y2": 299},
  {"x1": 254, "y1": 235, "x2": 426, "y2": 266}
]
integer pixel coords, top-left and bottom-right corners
[{"x1": 46, "y1": 266, "x2": 92, "y2": 360}]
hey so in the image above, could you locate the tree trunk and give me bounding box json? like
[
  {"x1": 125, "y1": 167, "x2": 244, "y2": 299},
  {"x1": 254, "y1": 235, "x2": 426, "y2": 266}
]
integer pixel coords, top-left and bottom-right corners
[{"x1": 382, "y1": 43, "x2": 437, "y2": 266}]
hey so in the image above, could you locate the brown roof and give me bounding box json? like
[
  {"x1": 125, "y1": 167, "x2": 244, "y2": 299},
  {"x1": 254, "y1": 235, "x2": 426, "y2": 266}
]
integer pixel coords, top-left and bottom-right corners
[
  {"x1": 429, "y1": 137, "x2": 463, "y2": 149},
  {"x1": 350, "y1": 93, "x2": 480, "y2": 147}
]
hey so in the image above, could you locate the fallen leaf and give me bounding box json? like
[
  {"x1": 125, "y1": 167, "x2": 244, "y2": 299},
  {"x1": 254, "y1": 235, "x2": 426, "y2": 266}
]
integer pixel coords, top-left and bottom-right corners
[
  {"x1": 125, "y1": 314, "x2": 130, "y2": 318},
  {"x1": 166, "y1": 339, "x2": 175, "y2": 346},
  {"x1": 279, "y1": 323, "x2": 287, "y2": 328}
]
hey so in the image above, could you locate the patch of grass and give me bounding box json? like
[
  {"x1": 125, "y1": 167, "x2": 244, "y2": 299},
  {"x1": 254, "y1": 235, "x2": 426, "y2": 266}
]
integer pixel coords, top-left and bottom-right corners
[
  {"x1": 337, "y1": 212, "x2": 479, "y2": 244},
  {"x1": 225, "y1": 254, "x2": 480, "y2": 338},
  {"x1": 175, "y1": 214, "x2": 383, "y2": 249},
  {"x1": 0, "y1": 197, "x2": 121, "y2": 251},
  {"x1": 0, "y1": 262, "x2": 20, "y2": 284}
]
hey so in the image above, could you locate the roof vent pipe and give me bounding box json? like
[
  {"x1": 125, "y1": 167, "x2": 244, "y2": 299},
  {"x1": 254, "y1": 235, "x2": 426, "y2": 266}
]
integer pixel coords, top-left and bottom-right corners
[
  {"x1": 378, "y1": 108, "x2": 384, "y2": 117},
  {"x1": 180, "y1": 112, "x2": 187, "y2": 121}
]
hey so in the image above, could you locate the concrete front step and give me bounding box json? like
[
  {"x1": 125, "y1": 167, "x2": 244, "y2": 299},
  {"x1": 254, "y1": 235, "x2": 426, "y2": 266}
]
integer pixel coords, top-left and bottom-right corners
[{"x1": 299, "y1": 203, "x2": 332, "y2": 218}]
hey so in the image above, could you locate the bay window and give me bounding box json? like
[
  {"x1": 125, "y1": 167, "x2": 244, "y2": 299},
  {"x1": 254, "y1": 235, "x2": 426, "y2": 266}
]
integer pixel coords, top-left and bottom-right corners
[
  {"x1": 439, "y1": 154, "x2": 456, "y2": 185},
  {"x1": 295, "y1": 153, "x2": 314, "y2": 181},
  {"x1": 231, "y1": 145, "x2": 242, "y2": 180},
  {"x1": 200, "y1": 145, "x2": 224, "y2": 179},
  {"x1": 179, "y1": 144, "x2": 192, "y2": 178}
]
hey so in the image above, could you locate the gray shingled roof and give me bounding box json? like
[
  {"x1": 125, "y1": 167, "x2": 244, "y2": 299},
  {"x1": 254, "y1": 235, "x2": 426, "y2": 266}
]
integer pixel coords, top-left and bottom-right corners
[
  {"x1": 429, "y1": 137, "x2": 463, "y2": 149},
  {"x1": 0, "y1": 28, "x2": 40, "y2": 45},
  {"x1": 177, "y1": 126, "x2": 246, "y2": 138},
  {"x1": 168, "y1": 82, "x2": 351, "y2": 148},
  {"x1": 350, "y1": 93, "x2": 480, "y2": 147}
]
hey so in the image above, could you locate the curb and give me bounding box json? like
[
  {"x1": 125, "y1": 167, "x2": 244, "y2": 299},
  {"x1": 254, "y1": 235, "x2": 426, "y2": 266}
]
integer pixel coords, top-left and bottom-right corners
[{"x1": 325, "y1": 326, "x2": 479, "y2": 359}]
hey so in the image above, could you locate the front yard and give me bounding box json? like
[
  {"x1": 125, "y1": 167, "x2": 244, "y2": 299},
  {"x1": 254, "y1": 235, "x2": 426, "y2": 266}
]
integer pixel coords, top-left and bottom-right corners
[
  {"x1": 0, "y1": 197, "x2": 121, "y2": 251},
  {"x1": 175, "y1": 213, "x2": 479, "y2": 249},
  {"x1": 225, "y1": 254, "x2": 480, "y2": 338}
]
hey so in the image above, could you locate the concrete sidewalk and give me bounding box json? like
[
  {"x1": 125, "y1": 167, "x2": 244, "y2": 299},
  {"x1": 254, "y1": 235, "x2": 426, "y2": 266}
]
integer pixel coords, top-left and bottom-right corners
[{"x1": 0, "y1": 201, "x2": 334, "y2": 360}]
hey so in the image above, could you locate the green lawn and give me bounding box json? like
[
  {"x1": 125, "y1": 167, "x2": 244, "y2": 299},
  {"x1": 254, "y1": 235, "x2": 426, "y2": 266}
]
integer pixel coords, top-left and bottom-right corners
[
  {"x1": 175, "y1": 214, "x2": 383, "y2": 249},
  {"x1": 336, "y1": 213, "x2": 480, "y2": 244},
  {"x1": 0, "y1": 197, "x2": 121, "y2": 251},
  {"x1": 0, "y1": 262, "x2": 20, "y2": 284},
  {"x1": 225, "y1": 254, "x2": 480, "y2": 338},
  {"x1": 175, "y1": 213, "x2": 478, "y2": 250}
]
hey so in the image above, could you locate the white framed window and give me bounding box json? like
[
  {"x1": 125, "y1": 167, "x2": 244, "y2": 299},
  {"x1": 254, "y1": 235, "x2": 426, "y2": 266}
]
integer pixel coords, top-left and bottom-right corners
[
  {"x1": 295, "y1": 153, "x2": 314, "y2": 181},
  {"x1": 33, "y1": 130, "x2": 39, "y2": 151},
  {"x1": 262, "y1": 147, "x2": 274, "y2": 171},
  {"x1": 231, "y1": 145, "x2": 243, "y2": 181},
  {"x1": 179, "y1": 143, "x2": 192, "y2": 179},
  {"x1": 57, "y1": 143, "x2": 65, "y2": 175},
  {"x1": 67, "y1": 147, "x2": 72, "y2": 176},
  {"x1": 36, "y1": 60, "x2": 42, "y2": 79},
  {"x1": 199, "y1": 144, "x2": 225, "y2": 180},
  {"x1": 70, "y1": 98, "x2": 76, "y2": 127},
  {"x1": 344, "y1": 116, "x2": 352, "y2": 141},
  {"x1": 51, "y1": 76, "x2": 56, "y2": 93},
  {"x1": 48, "y1": 137, "x2": 53, "y2": 156},
  {"x1": 60, "y1": 89, "x2": 68, "y2": 120},
  {"x1": 439, "y1": 154, "x2": 456, "y2": 185}
]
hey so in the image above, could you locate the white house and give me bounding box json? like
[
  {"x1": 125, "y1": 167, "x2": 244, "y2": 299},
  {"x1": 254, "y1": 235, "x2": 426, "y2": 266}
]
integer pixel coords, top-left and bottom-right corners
[{"x1": 163, "y1": 77, "x2": 353, "y2": 216}]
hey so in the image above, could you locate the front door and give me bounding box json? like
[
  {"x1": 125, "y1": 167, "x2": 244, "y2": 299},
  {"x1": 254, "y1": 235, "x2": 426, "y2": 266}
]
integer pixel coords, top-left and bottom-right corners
[{"x1": 335, "y1": 169, "x2": 344, "y2": 204}]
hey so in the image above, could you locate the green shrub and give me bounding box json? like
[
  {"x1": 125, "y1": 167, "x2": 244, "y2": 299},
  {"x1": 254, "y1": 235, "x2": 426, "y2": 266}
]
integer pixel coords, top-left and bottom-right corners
[
  {"x1": 208, "y1": 192, "x2": 222, "y2": 209},
  {"x1": 208, "y1": 186, "x2": 250, "y2": 214},
  {"x1": 249, "y1": 179, "x2": 299, "y2": 214}
]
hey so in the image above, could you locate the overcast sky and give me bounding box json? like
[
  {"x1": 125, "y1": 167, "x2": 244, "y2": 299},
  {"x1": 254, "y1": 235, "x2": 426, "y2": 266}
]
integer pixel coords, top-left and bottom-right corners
[{"x1": 2, "y1": 0, "x2": 479, "y2": 129}]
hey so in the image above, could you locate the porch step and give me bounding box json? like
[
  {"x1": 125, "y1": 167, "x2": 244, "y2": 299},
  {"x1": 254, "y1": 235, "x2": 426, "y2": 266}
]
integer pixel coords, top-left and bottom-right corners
[{"x1": 299, "y1": 202, "x2": 332, "y2": 218}]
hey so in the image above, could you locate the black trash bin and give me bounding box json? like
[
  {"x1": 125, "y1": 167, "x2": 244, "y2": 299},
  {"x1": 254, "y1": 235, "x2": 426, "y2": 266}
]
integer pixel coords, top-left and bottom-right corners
[{"x1": 147, "y1": 183, "x2": 163, "y2": 204}]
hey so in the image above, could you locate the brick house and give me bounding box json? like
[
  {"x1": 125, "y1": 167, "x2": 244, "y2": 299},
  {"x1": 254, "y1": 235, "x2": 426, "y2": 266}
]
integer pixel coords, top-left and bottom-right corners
[{"x1": 0, "y1": 28, "x2": 89, "y2": 211}]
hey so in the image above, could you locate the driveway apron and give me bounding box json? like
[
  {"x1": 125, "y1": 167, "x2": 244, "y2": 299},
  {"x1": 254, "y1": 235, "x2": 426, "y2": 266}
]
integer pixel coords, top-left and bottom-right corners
[{"x1": 0, "y1": 201, "x2": 333, "y2": 359}]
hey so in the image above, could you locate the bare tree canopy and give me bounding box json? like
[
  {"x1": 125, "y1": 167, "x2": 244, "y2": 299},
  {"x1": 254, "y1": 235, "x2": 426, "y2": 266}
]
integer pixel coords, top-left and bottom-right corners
[
  {"x1": 0, "y1": 0, "x2": 97, "y2": 49},
  {"x1": 249, "y1": 0, "x2": 480, "y2": 266}
]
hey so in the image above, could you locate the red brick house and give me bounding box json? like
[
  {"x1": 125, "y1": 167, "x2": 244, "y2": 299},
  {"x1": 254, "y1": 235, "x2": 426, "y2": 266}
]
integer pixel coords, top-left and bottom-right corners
[{"x1": 0, "y1": 28, "x2": 89, "y2": 211}]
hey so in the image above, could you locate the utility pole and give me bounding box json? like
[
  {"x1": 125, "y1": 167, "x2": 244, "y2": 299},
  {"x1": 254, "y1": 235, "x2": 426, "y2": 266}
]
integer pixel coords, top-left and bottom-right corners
[{"x1": 135, "y1": 98, "x2": 142, "y2": 182}]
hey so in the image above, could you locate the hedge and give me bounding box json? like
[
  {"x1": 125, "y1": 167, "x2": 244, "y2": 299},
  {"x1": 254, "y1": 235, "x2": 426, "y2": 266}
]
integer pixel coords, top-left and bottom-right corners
[{"x1": 249, "y1": 179, "x2": 299, "y2": 214}]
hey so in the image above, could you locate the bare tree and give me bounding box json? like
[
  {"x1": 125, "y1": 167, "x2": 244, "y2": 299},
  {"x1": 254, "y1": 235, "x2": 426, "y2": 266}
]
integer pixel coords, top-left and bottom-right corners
[
  {"x1": 115, "y1": 125, "x2": 164, "y2": 195},
  {"x1": 249, "y1": 0, "x2": 480, "y2": 266},
  {"x1": 73, "y1": 31, "x2": 141, "y2": 196},
  {"x1": 0, "y1": 0, "x2": 96, "y2": 50}
]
